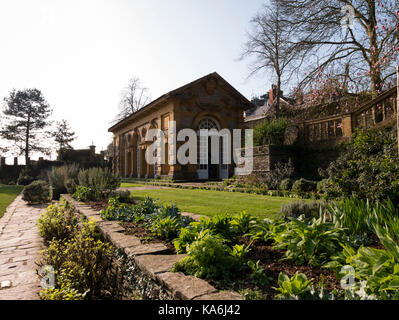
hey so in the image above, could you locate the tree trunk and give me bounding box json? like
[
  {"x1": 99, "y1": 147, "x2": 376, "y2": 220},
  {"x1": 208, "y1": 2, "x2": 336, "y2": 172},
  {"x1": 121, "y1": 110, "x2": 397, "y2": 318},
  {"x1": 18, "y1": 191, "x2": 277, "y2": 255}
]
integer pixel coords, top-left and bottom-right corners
[
  {"x1": 275, "y1": 78, "x2": 281, "y2": 118},
  {"x1": 25, "y1": 112, "x2": 31, "y2": 166}
]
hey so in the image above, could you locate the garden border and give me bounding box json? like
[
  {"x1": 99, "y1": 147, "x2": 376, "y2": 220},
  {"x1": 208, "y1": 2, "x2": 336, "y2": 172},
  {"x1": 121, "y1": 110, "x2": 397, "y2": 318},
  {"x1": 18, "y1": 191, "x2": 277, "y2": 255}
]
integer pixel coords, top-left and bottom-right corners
[{"x1": 61, "y1": 194, "x2": 242, "y2": 300}]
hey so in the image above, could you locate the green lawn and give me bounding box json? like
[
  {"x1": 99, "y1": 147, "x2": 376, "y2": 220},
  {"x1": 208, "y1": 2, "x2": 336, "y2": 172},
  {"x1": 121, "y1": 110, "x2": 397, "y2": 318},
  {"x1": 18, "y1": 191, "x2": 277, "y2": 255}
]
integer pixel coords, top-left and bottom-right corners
[
  {"x1": 130, "y1": 188, "x2": 296, "y2": 219},
  {"x1": 0, "y1": 185, "x2": 24, "y2": 218},
  {"x1": 121, "y1": 182, "x2": 149, "y2": 188}
]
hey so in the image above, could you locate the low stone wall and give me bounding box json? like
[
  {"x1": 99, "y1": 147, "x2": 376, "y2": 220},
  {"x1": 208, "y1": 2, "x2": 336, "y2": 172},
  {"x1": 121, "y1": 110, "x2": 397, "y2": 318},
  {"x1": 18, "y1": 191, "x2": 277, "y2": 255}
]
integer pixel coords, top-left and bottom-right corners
[{"x1": 61, "y1": 194, "x2": 241, "y2": 300}]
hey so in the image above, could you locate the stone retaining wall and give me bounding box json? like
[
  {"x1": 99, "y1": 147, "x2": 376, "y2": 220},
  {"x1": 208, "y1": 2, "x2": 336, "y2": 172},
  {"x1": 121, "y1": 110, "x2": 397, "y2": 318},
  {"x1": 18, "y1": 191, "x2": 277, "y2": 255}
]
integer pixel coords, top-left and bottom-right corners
[{"x1": 61, "y1": 194, "x2": 241, "y2": 300}]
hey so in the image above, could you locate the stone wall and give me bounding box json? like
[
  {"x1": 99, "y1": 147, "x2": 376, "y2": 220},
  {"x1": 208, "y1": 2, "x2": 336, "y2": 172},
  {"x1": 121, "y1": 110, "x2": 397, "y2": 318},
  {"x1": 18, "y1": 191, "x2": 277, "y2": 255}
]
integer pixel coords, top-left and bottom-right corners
[
  {"x1": 240, "y1": 144, "x2": 341, "y2": 180},
  {"x1": 62, "y1": 194, "x2": 241, "y2": 300}
]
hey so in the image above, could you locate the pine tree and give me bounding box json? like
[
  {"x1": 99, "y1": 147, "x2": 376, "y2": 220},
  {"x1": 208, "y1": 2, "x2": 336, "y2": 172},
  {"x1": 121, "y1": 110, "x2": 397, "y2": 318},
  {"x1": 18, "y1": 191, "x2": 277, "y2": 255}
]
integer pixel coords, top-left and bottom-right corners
[
  {"x1": 51, "y1": 119, "x2": 76, "y2": 160},
  {"x1": 0, "y1": 88, "x2": 52, "y2": 164}
]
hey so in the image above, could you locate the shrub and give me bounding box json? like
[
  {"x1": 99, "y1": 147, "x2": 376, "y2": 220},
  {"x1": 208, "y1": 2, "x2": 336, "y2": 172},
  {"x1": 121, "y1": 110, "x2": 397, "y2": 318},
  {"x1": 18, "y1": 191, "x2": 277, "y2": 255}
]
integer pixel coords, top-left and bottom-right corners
[
  {"x1": 171, "y1": 234, "x2": 239, "y2": 280},
  {"x1": 108, "y1": 190, "x2": 134, "y2": 204},
  {"x1": 253, "y1": 118, "x2": 288, "y2": 146},
  {"x1": 17, "y1": 166, "x2": 36, "y2": 186},
  {"x1": 22, "y1": 180, "x2": 52, "y2": 204},
  {"x1": 325, "y1": 126, "x2": 399, "y2": 203},
  {"x1": 37, "y1": 198, "x2": 79, "y2": 242},
  {"x1": 316, "y1": 179, "x2": 330, "y2": 194},
  {"x1": 280, "y1": 178, "x2": 293, "y2": 191},
  {"x1": 48, "y1": 166, "x2": 67, "y2": 200},
  {"x1": 292, "y1": 178, "x2": 317, "y2": 193},
  {"x1": 48, "y1": 164, "x2": 80, "y2": 199},
  {"x1": 280, "y1": 201, "x2": 327, "y2": 219},
  {"x1": 65, "y1": 179, "x2": 77, "y2": 194},
  {"x1": 77, "y1": 167, "x2": 121, "y2": 201},
  {"x1": 265, "y1": 159, "x2": 295, "y2": 190},
  {"x1": 38, "y1": 220, "x2": 114, "y2": 299}
]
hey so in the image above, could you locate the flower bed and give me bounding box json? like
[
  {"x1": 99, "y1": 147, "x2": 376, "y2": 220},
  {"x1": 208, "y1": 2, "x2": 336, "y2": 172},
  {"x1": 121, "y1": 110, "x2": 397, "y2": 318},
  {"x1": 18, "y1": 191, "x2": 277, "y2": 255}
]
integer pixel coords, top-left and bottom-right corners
[{"x1": 66, "y1": 191, "x2": 399, "y2": 300}]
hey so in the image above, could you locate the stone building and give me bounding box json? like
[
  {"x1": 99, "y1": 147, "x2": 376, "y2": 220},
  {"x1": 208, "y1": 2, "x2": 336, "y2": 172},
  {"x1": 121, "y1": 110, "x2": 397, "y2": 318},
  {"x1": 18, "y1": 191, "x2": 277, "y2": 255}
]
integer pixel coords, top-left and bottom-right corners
[{"x1": 108, "y1": 72, "x2": 253, "y2": 180}]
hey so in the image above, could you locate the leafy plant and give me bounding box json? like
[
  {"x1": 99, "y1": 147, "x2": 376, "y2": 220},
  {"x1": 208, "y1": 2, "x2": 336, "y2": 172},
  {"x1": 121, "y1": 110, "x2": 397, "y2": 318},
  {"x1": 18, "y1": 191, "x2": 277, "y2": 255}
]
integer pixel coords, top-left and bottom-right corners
[
  {"x1": 280, "y1": 200, "x2": 326, "y2": 219},
  {"x1": 247, "y1": 260, "x2": 271, "y2": 287},
  {"x1": 77, "y1": 167, "x2": 121, "y2": 201},
  {"x1": 273, "y1": 272, "x2": 314, "y2": 300},
  {"x1": 149, "y1": 216, "x2": 181, "y2": 240},
  {"x1": 172, "y1": 233, "x2": 239, "y2": 281},
  {"x1": 230, "y1": 211, "x2": 257, "y2": 234},
  {"x1": 73, "y1": 186, "x2": 94, "y2": 202},
  {"x1": 273, "y1": 216, "x2": 345, "y2": 266}
]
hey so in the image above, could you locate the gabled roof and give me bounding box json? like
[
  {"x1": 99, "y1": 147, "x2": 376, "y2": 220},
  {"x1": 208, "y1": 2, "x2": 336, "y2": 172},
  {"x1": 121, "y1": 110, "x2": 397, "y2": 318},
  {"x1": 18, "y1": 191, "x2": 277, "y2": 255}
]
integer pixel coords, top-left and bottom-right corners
[{"x1": 108, "y1": 72, "x2": 253, "y2": 133}]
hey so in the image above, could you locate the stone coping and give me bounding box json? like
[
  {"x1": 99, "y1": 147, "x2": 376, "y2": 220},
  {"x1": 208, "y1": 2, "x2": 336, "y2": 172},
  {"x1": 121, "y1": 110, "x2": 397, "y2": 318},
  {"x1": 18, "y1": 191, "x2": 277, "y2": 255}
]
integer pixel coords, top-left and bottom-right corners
[{"x1": 61, "y1": 194, "x2": 241, "y2": 300}]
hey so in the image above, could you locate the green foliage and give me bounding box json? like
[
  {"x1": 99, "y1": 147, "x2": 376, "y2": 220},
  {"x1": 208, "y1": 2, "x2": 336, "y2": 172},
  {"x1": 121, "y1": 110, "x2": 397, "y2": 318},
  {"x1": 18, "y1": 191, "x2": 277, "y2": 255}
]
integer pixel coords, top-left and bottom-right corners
[
  {"x1": 280, "y1": 178, "x2": 293, "y2": 191},
  {"x1": 240, "y1": 288, "x2": 267, "y2": 300},
  {"x1": 230, "y1": 211, "x2": 257, "y2": 234},
  {"x1": 292, "y1": 178, "x2": 317, "y2": 193},
  {"x1": 73, "y1": 186, "x2": 94, "y2": 202},
  {"x1": 22, "y1": 180, "x2": 52, "y2": 204},
  {"x1": 273, "y1": 216, "x2": 345, "y2": 266},
  {"x1": 1, "y1": 88, "x2": 52, "y2": 162},
  {"x1": 65, "y1": 179, "x2": 77, "y2": 194},
  {"x1": 174, "y1": 227, "x2": 199, "y2": 253},
  {"x1": 17, "y1": 166, "x2": 36, "y2": 186},
  {"x1": 247, "y1": 260, "x2": 271, "y2": 286},
  {"x1": 149, "y1": 216, "x2": 181, "y2": 241},
  {"x1": 38, "y1": 219, "x2": 113, "y2": 299},
  {"x1": 317, "y1": 179, "x2": 330, "y2": 193},
  {"x1": 171, "y1": 233, "x2": 239, "y2": 280},
  {"x1": 325, "y1": 232, "x2": 399, "y2": 300},
  {"x1": 249, "y1": 218, "x2": 286, "y2": 243},
  {"x1": 253, "y1": 118, "x2": 288, "y2": 146},
  {"x1": 37, "y1": 198, "x2": 79, "y2": 242},
  {"x1": 280, "y1": 200, "x2": 326, "y2": 219},
  {"x1": 48, "y1": 164, "x2": 80, "y2": 199},
  {"x1": 77, "y1": 167, "x2": 121, "y2": 201},
  {"x1": 109, "y1": 190, "x2": 134, "y2": 204},
  {"x1": 326, "y1": 127, "x2": 399, "y2": 203},
  {"x1": 328, "y1": 197, "x2": 399, "y2": 243},
  {"x1": 273, "y1": 272, "x2": 314, "y2": 300}
]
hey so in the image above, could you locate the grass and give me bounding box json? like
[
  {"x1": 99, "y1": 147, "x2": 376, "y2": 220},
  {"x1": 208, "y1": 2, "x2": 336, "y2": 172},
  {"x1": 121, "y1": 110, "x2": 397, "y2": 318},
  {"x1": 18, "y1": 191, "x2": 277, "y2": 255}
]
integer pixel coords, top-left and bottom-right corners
[
  {"x1": 121, "y1": 182, "x2": 149, "y2": 188},
  {"x1": 130, "y1": 187, "x2": 296, "y2": 219},
  {"x1": 0, "y1": 185, "x2": 24, "y2": 218}
]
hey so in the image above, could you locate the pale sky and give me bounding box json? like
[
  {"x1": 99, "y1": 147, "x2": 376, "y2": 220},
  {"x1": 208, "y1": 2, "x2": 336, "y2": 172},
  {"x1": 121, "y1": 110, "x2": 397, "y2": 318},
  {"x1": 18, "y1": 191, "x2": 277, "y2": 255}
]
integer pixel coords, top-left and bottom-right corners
[{"x1": 0, "y1": 0, "x2": 271, "y2": 163}]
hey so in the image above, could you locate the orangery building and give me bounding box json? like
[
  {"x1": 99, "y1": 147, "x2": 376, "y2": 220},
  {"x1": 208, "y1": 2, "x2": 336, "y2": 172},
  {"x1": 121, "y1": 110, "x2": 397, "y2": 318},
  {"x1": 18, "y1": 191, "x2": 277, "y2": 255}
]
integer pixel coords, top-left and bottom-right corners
[{"x1": 108, "y1": 72, "x2": 253, "y2": 180}]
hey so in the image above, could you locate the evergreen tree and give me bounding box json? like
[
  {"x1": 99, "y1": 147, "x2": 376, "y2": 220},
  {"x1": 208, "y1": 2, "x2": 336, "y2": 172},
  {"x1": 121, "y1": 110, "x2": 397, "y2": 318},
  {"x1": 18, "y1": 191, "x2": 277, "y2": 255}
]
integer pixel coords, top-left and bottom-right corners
[
  {"x1": 0, "y1": 88, "x2": 52, "y2": 164},
  {"x1": 51, "y1": 119, "x2": 76, "y2": 160}
]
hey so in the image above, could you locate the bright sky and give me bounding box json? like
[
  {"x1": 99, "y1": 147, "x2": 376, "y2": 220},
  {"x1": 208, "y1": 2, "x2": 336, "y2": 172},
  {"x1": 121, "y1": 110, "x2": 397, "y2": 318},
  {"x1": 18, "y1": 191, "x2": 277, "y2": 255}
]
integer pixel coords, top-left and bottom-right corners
[{"x1": 0, "y1": 0, "x2": 271, "y2": 163}]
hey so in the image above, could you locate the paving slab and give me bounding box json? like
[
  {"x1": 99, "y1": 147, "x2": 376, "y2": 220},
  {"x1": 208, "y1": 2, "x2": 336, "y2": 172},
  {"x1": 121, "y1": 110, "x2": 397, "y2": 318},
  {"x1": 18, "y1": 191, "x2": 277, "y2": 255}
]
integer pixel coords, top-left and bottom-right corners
[{"x1": 0, "y1": 196, "x2": 45, "y2": 300}]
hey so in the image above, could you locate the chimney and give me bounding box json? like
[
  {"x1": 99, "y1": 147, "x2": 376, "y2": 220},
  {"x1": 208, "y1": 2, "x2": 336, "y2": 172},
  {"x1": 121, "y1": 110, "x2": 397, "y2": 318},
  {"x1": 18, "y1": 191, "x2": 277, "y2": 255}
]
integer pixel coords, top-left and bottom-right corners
[
  {"x1": 14, "y1": 157, "x2": 18, "y2": 166},
  {"x1": 0, "y1": 157, "x2": 5, "y2": 167},
  {"x1": 89, "y1": 145, "x2": 96, "y2": 155},
  {"x1": 269, "y1": 85, "x2": 284, "y2": 105}
]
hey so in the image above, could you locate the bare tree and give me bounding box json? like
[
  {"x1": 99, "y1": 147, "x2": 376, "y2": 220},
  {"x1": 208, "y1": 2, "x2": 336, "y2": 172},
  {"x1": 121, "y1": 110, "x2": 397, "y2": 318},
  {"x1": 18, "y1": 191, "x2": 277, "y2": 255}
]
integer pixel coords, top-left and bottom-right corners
[
  {"x1": 115, "y1": 77, "x2": 151, "y2": 122},
  {"x1": 278, "y1": 0, "x2": 399, "y2": 95},
  {"x1": 241, "y1": 0, "x2": 305, "y2": 116}
]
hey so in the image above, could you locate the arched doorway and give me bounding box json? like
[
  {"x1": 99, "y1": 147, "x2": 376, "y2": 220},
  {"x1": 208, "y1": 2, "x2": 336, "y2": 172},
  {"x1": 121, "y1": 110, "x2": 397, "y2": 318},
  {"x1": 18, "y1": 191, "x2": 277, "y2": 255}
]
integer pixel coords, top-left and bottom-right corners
[{"x1": 196, "y1": 117, "x2": 229, "y2": 180}]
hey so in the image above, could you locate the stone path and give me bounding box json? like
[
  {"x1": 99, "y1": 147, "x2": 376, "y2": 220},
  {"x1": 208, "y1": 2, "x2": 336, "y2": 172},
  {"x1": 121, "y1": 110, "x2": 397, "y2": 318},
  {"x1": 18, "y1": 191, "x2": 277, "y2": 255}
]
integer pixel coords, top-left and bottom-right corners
[{"x1": 0, "y1": 195, "x2": 45, "y2": 300}]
